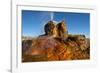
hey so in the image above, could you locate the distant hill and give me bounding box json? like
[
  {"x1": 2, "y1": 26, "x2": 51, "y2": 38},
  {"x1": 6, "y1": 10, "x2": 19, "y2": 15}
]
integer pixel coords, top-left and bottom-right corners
[{"x1": 22, "y1": 36, "x2": 36, "y2": 41}]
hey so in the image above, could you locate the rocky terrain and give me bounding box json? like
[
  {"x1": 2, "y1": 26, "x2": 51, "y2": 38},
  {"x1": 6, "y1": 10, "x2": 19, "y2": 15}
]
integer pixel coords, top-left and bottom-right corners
[{"x1": 22, "y1": 21, "x2": 90, "y2": 62}]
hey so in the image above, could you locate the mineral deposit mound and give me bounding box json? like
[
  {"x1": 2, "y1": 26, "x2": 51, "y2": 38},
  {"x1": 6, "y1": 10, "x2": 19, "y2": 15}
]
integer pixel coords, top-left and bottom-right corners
[{"x1": 22, "y1": 20, "x2": 90, "y2": 62}]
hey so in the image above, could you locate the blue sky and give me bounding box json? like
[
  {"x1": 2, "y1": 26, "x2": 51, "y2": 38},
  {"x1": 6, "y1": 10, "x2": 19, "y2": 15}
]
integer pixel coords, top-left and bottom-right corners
[{"x1": 22, "y1": 10, "x2": 90, "y2": 38}]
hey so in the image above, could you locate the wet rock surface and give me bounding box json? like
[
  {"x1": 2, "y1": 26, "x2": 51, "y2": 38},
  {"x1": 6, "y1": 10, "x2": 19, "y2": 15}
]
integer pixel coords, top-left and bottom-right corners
[{"x1": 22, "y1": 35, "x2": 90, "y2": 62}]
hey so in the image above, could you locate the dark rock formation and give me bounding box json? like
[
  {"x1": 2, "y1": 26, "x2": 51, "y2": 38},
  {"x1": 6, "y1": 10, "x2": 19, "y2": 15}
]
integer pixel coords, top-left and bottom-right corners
[
  {"x1": 56, "y1": 20, "x2": 68, "y2": 40},
  {"x1": 44, "y1": 20, "x2": 68, "y2": 39},
  {"x1": 44, "y1": 21, "x2": 57, "y2": 37},
  {"x1": 22, "y1": 20, "x2": 90, "y2": 62}
]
